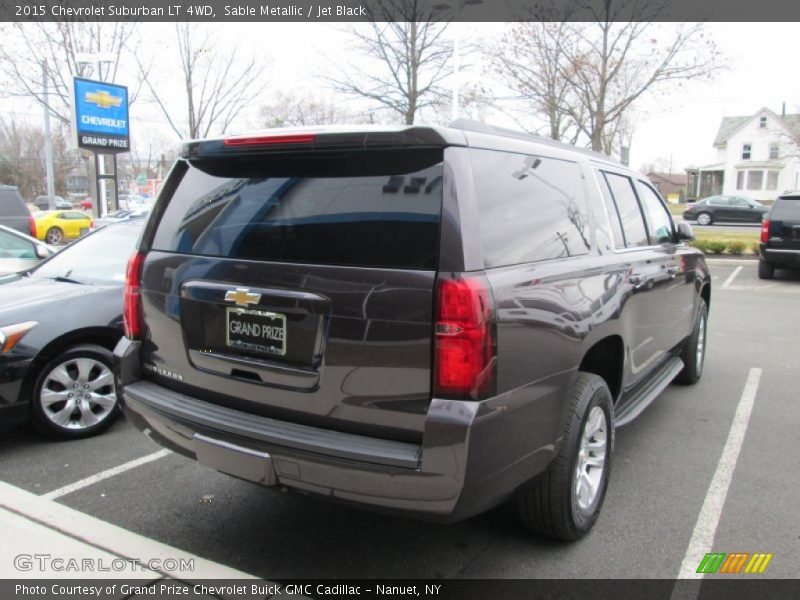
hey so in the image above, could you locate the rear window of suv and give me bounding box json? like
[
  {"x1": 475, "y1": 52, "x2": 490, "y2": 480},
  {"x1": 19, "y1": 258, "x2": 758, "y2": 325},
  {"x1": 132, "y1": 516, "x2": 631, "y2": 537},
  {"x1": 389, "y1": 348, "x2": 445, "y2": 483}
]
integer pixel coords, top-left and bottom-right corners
[
  {"x1": 771, "y1": 198, "x2": 800, "y2": 220},
  {"x1": 470, "y1": 148, "x2": 591, "y2": 267},
  {"x1": 151, "y1": 150, "x2": 444, "y2": 270}
]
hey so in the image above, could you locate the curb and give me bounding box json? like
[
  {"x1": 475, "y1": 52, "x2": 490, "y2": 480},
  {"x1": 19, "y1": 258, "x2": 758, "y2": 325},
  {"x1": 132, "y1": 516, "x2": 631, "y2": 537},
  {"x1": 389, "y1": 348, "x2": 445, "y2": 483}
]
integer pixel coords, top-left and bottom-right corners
[{"x1": 0, "y1": 480, "x2": 257, "y2": 581}]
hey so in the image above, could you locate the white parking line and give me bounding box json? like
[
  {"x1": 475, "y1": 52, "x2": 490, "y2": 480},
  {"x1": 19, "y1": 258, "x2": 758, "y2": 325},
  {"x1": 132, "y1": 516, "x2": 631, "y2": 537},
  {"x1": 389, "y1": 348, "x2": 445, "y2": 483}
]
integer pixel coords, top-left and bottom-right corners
[
  {"x1": 676, "y1": 367, "x2": 762, "y2": 580},
  {"x1": 721, "y1": 266, "x2": 743, "y2": 289},
  {"x1": 42, "y1": 449, "x2": 171, "y2": 500}
]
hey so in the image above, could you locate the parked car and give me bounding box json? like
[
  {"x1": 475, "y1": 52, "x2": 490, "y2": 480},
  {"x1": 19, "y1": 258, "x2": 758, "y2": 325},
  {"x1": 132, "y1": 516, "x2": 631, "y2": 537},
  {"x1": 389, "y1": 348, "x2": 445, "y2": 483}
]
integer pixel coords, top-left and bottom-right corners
[
  {"x1": 32, "y1": 210, "x2": 93, "y2": 244},
  {"x1": 682, "y1": 195, "x2": 767, "y2": 225},
  {"x1": 0, "y1": 184, "x2": 36, "y2": 237},
  {"x1": 34, "y1": 195, "x2": 73, "y2": 211},
  {"x1": 115, "y1": 122, "x2": 710, "y2": 541},
  {"x1": 93, "y1": 207, "x2": 150, "y2": 229},
  {"x1": 758, "y1": 191, "x2": 800, "y2": 279},
  {"x1": 119, "y1": 194, "x2": 151, "y2": 210},
  {"x1": 0, "y1": 224, "x2": 55, "y2": 275},
  {"x1": 0, "y1": 221, "x2": 143, "y2": 438}
]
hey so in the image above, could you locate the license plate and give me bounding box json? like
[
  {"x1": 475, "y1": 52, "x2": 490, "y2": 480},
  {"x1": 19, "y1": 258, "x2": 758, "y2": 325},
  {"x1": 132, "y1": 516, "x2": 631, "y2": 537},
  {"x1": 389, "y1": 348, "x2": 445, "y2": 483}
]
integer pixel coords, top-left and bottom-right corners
[{"x1": 226, "y1": 307, "x2": 286, "y2": 356}]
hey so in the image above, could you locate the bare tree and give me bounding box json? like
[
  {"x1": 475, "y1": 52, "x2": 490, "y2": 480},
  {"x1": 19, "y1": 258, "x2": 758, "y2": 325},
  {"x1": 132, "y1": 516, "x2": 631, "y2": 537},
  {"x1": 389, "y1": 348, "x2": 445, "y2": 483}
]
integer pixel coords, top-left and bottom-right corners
[
  {"x1": 0, "y1": 22, "x2": 138, "y2": 125},
  {"x1": 490, "y1": 22, "x2": 583, "y2": 143},
  {"x1": 0, "y1": 117, "x2": 82, "y2": 199},
  {"x1": 328, "y1": 0, "x2": 454, "y2": 125},
  {"x1": 258, "y1": 91, "x2": 365, "y2": 128},
  {"x1": 137, "y1": 24, "x2": 268, "y2": 139},
  {"x1": 492, "y1": 0, "x2": 723, "y2": 154},
  {"x1": 560, "y1": 0, "x2": 723, "y2": 153}
]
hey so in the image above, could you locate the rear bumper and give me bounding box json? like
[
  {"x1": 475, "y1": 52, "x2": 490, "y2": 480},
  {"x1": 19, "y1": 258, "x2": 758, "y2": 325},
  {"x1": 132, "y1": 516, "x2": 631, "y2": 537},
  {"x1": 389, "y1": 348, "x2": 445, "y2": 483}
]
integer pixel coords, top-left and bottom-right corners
[
  {"x1": 115, "y1": 338, "x2": 562, "y2": 522},
  {"x1": 760, "y1": 245, "x2": 800, "y2": 266}
]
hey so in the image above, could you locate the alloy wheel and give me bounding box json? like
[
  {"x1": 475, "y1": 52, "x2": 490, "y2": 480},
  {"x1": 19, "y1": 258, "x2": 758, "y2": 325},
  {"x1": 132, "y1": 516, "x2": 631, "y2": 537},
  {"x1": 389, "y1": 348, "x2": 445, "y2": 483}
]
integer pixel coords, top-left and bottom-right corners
[
  {"x1": 574, "y1": 406, "x2": 608, "y2": 513},
  {"x1": 39, "y1": 357, "x2": 116, "y2": 430},
  {"x1": 696, "y1": 312, "x2": 706, "y2": 374}
]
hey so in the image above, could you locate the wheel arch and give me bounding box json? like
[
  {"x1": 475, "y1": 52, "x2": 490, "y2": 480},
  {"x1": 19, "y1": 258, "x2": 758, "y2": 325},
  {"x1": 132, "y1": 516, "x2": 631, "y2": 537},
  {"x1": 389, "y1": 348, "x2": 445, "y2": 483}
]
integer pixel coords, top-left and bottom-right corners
[
  {"x1": 578, "y1": 335, "x2": 624, "y2": 403},
  {"x1": 700, "y1": 281, "x2": 711, "y2": 311},
  {"x1": 19, "y1": 327, "x2": 122, "y2": 408}
]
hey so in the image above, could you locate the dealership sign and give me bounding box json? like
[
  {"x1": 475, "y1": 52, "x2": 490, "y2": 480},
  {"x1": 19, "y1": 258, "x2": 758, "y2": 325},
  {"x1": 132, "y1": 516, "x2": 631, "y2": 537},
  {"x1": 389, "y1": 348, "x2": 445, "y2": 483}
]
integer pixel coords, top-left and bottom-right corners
[{"x1": 73, "y1": 77, "x2": 129, "y2": 152}]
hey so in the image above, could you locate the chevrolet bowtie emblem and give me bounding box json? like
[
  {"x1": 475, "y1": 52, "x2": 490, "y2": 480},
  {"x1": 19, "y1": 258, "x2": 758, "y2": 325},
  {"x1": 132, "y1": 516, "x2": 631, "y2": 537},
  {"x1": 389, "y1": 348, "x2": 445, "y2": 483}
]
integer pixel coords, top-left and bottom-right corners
[
  {"x1": 225, "y1": 288, "x2": 261, "y2": 307},
  {"x1": 84, "y1": 90, "x2": 123, "y2": 109}
]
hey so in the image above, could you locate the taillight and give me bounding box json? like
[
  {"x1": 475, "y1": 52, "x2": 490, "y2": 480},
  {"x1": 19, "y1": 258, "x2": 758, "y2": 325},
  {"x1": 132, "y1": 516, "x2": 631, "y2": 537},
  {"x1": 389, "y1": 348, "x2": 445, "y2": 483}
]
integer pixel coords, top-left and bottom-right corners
[
  {"x1": 433, "y1": 275, "x2": 496, "y2": 400},
  {"x1": 29, "y1": 215, "x2": 36, "y2": 238},
  {"x1": 223, "y1": 133, "x2": 316, "y2": 147},
  {"x1": 760, "y1": 219, "x2": 770, "y2": 243},
  {"x1": 123, "y1": 251, "x2": 146, "y2": 339}
]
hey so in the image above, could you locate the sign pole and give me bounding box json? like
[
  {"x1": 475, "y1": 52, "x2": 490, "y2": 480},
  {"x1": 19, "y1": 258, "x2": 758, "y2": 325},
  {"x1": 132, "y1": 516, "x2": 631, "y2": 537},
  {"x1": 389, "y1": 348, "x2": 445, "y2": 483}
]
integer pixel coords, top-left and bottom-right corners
[{"x1": 93, "y1": 153, "x2": 102, "y2": 218}]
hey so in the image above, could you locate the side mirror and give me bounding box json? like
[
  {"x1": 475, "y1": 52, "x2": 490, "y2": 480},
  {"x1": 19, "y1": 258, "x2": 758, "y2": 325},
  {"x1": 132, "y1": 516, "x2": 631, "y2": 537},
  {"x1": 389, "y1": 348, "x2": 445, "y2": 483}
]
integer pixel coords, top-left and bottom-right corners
[
  {"x1": 35, "y1": 245, "x2": 52, "y2": 259},
  {"x1": 675, "y1": 221, "x2": 695, "y2": 242}
]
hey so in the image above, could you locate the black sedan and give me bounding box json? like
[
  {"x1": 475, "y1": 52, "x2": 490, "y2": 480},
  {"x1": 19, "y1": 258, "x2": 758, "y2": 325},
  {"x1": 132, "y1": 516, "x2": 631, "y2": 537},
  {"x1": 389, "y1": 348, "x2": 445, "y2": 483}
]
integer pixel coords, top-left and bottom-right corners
[
  {"x1": 0, "y1": 220, "x2": 142, "y2": 438},
  {"x1": 682, "y1": 195, "x2": 768, "y2": 225}
]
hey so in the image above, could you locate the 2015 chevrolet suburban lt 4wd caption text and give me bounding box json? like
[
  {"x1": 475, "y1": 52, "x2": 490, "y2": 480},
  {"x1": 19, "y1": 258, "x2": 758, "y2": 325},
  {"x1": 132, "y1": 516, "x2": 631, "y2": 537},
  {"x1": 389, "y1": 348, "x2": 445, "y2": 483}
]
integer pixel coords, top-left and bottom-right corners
[{"x1": 114, "y1": 121, "x2": 710, "y2": 541}]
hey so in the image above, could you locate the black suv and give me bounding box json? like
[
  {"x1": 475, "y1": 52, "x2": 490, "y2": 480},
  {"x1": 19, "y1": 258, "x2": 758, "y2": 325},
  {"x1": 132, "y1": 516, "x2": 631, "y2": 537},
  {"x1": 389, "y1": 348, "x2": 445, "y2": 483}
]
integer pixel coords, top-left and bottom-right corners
[
  {"x1": 758, "y1": 192, "x2": 800, "y2": 279},
  {"x1": 115, "y1": 122, "x2": 710, "y2": 540},
  {"x1": 0, "y1": 184, "x2": 34, "y2": 236}
]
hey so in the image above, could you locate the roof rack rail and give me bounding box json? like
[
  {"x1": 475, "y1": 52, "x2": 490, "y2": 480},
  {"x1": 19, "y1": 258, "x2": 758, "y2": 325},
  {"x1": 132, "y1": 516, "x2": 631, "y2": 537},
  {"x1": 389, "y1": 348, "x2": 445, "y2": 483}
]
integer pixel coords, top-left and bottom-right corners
[
  {"x1": 448, "y1": 118, "x2": 549, "y2": 142},
  {"x1": 448, "y1": 118, "x2": 612, "y2": 161}
]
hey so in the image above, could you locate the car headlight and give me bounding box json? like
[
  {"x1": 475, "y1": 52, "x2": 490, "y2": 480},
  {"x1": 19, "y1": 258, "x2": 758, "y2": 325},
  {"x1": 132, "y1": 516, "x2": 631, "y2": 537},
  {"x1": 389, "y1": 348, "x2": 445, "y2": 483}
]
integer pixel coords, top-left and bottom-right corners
[{"x1": 0, "y1": 321, "x2": 38, "y2": 353}]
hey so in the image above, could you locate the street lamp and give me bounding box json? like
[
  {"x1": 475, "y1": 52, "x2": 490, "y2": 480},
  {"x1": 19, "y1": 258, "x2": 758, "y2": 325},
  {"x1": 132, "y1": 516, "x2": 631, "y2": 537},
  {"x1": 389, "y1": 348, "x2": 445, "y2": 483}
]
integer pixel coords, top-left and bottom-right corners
[{"x1": 447, "y1": 0, "x2": 483, "y2": 121}]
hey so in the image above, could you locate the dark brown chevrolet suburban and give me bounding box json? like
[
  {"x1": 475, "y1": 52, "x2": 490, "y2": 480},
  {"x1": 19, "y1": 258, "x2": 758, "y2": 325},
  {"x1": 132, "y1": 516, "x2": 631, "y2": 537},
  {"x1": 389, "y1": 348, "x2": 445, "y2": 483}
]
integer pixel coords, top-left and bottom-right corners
[{"x1": 115, "y1": 121, "x2": 710, "y2": 540}]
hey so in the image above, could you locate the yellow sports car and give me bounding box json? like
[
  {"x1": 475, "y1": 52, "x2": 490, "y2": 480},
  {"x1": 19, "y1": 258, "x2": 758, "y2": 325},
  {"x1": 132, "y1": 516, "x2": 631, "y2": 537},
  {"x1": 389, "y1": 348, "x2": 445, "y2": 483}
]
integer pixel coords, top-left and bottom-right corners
[{"x1": 32, "y1": 210, "x2": 93, "y2": 245}]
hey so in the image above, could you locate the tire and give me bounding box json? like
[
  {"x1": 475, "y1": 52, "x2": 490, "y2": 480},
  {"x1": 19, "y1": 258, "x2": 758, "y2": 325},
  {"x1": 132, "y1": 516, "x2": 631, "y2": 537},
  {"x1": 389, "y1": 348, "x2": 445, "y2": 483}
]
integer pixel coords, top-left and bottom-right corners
[
  {"x1": 516, "y1": 372, "x2": 614, "y2": 541},
  {"x1": 45, "y1": 227, "x2": 64, "y2": 244},
  {"x1": 696, "y1": 212, "x2": 713, "y2": 226},
  {"x1": 675, "y1": 299, "x2": 708, "y2": 385},
  {"x1": 758, "y1": 259, "x2": 775, "y2": 280},
  {"x1": 30, "y1": 344, "x2": 120, "y2": 439}
]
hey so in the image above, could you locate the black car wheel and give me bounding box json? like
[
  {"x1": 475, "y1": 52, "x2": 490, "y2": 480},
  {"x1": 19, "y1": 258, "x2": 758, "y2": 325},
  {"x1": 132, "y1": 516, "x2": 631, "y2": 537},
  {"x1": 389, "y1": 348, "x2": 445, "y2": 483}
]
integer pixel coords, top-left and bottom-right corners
[
  {"x1": 675, "y1": 299, "x2": 708, "y2": 385},
  {"x1": 758, "y1": 259, "x2": 775, "y2": 280},
  {"x1": 696, "y1": 212, "x2": 713, "y2": 226},
  {"x1": 516, "y1": 372, "x2": 614, "y2": 541},
  {"x1": 45, "y1": 227, "x2": 64, "y2": 244},
  {"x1": 30, "y1": 344, "x2": 120, "y2": 439}
]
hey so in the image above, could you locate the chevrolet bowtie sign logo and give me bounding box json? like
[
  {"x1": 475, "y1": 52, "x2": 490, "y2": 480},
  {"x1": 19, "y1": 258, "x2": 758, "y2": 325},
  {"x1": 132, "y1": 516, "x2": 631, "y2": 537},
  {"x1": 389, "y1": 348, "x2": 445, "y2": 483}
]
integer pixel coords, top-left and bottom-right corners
[
  {"x1": 84, "y1": 90, "x2": 123, "y2": 109},
  {"x1": 225, "y1": 288, "x2": 261, "y2": 307}
]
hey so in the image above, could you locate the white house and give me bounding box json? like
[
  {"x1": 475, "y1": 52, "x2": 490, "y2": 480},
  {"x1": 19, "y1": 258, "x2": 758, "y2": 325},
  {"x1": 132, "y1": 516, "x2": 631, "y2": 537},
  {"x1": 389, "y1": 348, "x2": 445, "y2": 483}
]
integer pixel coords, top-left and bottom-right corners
[{"x1": 686, "y1": 108, "x2": 800, "y2": 201}]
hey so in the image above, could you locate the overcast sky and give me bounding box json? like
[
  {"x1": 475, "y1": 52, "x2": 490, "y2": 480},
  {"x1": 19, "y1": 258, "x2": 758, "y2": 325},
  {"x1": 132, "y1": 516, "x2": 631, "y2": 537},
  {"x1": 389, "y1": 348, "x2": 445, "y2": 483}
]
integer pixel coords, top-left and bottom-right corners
[{"x1": 3, "y1": 21, "x2": 798, "y2": 173}]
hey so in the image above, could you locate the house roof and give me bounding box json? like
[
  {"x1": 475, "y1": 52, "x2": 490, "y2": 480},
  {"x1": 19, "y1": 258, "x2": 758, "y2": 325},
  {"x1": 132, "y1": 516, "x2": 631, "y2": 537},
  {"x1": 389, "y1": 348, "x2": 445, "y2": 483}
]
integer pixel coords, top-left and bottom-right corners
[
  {"x1": 647, "y1": 171, "x2": 687, "y2": 186},
  {"x1": 714, "y1": 108, "x2": 800, "y2": 147}
]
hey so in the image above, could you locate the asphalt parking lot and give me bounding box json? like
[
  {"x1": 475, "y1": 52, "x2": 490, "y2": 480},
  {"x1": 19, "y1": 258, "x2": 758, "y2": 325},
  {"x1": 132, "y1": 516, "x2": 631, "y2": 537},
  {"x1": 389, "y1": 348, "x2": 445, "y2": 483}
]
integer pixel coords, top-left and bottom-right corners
[{"x1": 1, "y1": 259, "x2": 798, "y2": 580}]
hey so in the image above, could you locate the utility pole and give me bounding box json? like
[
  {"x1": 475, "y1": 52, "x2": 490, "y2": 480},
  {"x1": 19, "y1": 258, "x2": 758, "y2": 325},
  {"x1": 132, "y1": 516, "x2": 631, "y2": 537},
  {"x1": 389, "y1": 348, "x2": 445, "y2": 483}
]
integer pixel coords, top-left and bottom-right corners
[{"x1": 41, "y1": 61, "x2": 56, "y2": 202}]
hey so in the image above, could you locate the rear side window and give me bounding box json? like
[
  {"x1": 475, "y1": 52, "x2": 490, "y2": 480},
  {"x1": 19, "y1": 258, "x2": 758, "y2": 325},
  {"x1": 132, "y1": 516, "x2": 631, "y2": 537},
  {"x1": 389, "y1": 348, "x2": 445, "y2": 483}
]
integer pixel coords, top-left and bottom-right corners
[
  {"x1": 470, "y1": 148, "x2": 590, "y2": 268},
  {"x1": 637, "y1": 181, "x2": 674, "y2": 244},
  {"x1": 771, "y1": 199, "x2": 800, "y2": 220},
  {"x1": 602, "y1": 172, "x2": 648, "y2": 247},
  {"x1": 151, "y1": 151, "x2": 444, "y2": 270}
]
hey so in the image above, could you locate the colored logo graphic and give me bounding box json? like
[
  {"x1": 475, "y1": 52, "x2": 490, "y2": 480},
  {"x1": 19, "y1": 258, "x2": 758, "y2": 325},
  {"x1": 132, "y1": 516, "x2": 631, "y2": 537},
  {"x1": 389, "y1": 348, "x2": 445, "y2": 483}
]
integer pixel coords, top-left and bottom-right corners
[
  {"x1": 84, "y1": 90, "x2": 123, "y2": 109},
  {"x1": 697, "y1": 552, "x2": 773, "y2": 574}
]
